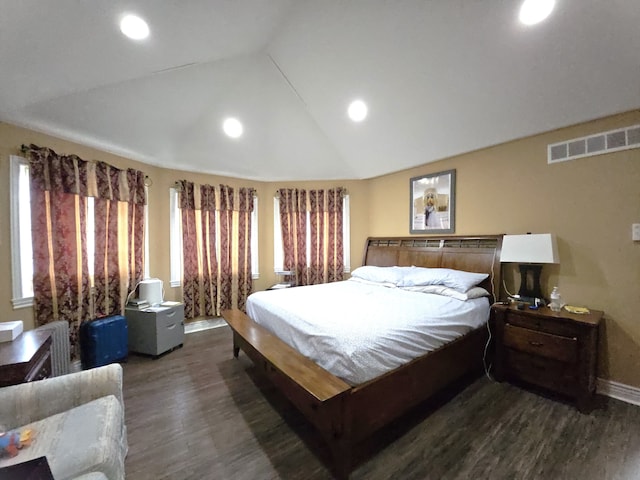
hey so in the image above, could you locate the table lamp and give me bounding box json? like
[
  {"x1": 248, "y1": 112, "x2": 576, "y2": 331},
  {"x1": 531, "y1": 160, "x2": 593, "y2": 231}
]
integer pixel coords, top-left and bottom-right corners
[{"x1": 500, "y1": 233, "x2": 559, "y2": 301}]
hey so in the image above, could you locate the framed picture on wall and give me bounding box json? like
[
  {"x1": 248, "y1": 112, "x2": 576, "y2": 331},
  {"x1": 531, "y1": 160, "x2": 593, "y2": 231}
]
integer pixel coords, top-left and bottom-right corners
[{"x1": 410, "y1": 169, "x2": 456, "y2": 234}]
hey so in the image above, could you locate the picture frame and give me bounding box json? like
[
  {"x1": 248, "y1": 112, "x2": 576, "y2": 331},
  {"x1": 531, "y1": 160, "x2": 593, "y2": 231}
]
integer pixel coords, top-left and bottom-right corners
[{"x1": 410, "y1": 169, "x2": 456, "y2": 234}]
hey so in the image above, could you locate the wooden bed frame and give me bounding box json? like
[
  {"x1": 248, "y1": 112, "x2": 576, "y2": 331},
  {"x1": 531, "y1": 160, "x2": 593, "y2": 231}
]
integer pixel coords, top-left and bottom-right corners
[{"x1": 223, "y1": 235, "x2": 503, "y2": 478}]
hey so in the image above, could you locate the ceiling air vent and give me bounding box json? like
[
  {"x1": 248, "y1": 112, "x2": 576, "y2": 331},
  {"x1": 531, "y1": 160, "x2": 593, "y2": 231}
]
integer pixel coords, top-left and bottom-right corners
[{"x1": 548, "y1": 124, "x2": 640, "y2": 164}]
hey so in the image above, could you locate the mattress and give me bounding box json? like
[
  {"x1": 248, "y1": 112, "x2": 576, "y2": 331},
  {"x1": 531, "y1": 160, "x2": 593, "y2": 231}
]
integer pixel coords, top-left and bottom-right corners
[{"x1": 246, "y1": 280, "x2": 490, "y2": 385}]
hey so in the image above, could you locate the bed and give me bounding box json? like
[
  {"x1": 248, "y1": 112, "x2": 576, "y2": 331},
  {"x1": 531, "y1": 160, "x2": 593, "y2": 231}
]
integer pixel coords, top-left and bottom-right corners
[{"x1": 222, "y1": 235, "x2": 503, "y2": 478}]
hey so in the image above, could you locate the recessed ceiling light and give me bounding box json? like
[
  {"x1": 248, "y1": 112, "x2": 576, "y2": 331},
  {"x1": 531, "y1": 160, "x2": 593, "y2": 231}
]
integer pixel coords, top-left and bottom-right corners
[
  {"x1": 519, "y1": 0, "x2": 555, "y2": 26},
  {"x1": 223, "y1": 118, "x2": 243, "y2": 138},
  {"x1": 120, "y1": 14, "x2": 150, "y2": 40},
  {"x1": 348, "y1": 100, "x2": 368, "y2": 122}
]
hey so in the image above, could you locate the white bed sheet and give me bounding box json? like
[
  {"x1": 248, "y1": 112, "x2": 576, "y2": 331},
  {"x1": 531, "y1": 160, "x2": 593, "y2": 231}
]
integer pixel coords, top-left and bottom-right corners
[{"x1": 246, "y1": 280, "x2": 490, "y2": 385}]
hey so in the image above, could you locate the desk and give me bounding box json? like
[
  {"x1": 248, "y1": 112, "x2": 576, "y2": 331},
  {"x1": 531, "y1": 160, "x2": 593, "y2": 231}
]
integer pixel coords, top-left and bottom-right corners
[{"x1": 0, "y1": 330, "x2": 52, "y2": 387}]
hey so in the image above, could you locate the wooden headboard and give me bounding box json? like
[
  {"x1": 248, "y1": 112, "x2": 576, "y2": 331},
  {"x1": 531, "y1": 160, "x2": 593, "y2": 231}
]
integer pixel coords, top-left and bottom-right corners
[{"x1": 362, "y1": 235, "x2": 503, "y2": 302}]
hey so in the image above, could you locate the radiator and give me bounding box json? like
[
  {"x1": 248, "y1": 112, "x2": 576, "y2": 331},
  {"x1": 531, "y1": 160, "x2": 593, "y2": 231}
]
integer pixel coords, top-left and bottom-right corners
[{"x1": 35, "y1": 321, "x2": 71, "y2": 377}]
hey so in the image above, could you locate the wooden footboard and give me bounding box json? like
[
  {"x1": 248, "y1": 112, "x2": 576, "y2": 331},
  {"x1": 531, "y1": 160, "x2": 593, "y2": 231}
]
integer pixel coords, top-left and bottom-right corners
[
  {"x1": 223, "y1": 308, "x2": 488, "y2": 478},
  {"x1": 223, "y1": 309, "x2": 353, "y2": 475}
]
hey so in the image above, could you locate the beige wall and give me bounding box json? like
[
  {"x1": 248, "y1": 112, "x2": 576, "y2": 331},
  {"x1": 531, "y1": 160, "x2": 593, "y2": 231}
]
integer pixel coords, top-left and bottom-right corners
[
  {"x1": 368, "y1": 110, "x2": 640, "y2": 387},
  {"x1": 1, "y1": 110, "x2": 639, "y2": 387}
]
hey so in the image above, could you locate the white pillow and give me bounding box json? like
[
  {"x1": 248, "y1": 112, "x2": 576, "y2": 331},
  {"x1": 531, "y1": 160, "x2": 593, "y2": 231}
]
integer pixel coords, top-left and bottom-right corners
[
  {"x1": 398, "y1": 266, "x2": 489, "y2": 292},
  {"x1": 401, "y1": 285, "x2": 490, "y2": 301},
  {"x1": 350, "y1": 266, "x2": 407, "y2": 285}
]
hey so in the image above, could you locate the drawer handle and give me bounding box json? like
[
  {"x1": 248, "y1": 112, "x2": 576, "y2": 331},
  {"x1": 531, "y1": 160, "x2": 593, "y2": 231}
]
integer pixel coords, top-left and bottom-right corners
[
  {"x1": 167, "y1": 323, "x2": 176, "y2": 330},
  {"x1": 166, "y1": 310, "x2": 176, "y2": 317},
  {"x1": 529, "y1": 341, "x2": 544, "y2": 347}
]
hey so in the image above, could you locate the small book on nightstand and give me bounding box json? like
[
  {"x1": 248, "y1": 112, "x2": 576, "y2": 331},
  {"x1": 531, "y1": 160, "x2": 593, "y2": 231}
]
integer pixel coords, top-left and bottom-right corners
[
  {"x1": 0, "y1": 321, "x2": 23, "y2": 343},
  {"x1": 126, "y1": 298, "x2": 150, "y2": 310},
  {"x1": 160, "y1": 301, "x2": 181, "y2": 306}
]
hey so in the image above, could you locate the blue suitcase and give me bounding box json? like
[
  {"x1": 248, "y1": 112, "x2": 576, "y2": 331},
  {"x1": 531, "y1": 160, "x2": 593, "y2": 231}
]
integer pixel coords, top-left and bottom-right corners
[{"x1": 80, "y1": 315, "x2": 128, "y2": 369}]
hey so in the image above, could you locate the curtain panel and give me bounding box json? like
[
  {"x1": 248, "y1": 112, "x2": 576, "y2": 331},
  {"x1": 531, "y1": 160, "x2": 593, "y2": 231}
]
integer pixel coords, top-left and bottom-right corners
[
  {"x1": 177, "y1": 181, "x2": 255, "y2": 319},
  {"x1": 26, "y1": 144, "x2": 146, "y2": 358},
  {"x1": 278, "y1": 187, "x2": 344, "y2": 286},
  {"x1": 278, "y1": 189, "x2": 308, "y2": 286}
]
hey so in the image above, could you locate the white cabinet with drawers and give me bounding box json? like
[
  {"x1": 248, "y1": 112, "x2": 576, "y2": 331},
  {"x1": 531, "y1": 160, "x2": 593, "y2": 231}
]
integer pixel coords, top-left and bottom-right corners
[{"x1": 125, "y1": 303, "x2": 185, "y2": 358}]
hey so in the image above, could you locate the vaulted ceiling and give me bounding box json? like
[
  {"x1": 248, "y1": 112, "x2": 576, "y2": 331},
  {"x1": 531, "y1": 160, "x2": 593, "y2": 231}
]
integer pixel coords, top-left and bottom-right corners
[{"x1": 1, "y1": 1, "x2": 638, "y2": 181}]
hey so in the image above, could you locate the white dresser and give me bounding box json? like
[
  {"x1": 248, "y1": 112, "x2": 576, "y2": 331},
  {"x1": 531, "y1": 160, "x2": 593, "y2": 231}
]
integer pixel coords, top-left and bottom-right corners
[{"x1": 125, "y1": 303, "x2": 185, "y2": 358}]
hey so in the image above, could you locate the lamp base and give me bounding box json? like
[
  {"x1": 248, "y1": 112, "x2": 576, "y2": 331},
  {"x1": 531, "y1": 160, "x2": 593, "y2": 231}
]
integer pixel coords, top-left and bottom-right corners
[{"x1": 517, "y1": 264, "x2": 544, "y2": 300}]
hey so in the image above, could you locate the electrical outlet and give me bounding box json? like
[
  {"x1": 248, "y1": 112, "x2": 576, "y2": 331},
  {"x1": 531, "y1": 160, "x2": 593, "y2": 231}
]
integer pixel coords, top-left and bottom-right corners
[{"x1": 633, "y1": 224, "x2": 640, "y2": 241}]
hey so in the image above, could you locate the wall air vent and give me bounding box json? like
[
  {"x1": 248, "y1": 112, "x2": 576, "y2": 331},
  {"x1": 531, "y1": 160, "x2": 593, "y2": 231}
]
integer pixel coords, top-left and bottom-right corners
[{"x1": 548, "y1": 124, "x2": 640, "y2": 164}]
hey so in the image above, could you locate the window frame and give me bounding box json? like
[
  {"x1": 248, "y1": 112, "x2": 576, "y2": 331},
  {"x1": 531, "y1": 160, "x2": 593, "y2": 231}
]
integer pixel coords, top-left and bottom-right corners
[
  {"x1": 169, "y1": 187, "x2": 182, "y2": 287},
  {"x1": 10, "y1": 155, "x2": 34, "y2": 308},
  {"x1": 144, "y1": 186, "x2": 150, "y2": 280},
  {"x1": 250, "y1": 195, "x2": 259, "y2": 279}
]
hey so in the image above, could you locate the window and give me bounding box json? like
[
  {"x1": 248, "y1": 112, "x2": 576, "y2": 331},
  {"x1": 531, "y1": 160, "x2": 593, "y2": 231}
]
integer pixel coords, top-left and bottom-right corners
[
  {"x1": 169, "y1": 188, "x2": 259, "y2": 286},
  {"x1": 144, "y1": 187, "x2": 150, "y2": 279},
  {"x1": 273, "y1": 194, "x2": 351, "y2": 274},
  {"x1": 169, "y1": 187, "x2": 182, "y2": 287},
  {"x1": 251, "y1": 196, "x2": 259, "y2": 278},
  {"x1": 10, "y1": 156, "x2": 34, "y2": 307},
  {"x1": 10, "y1": 155, "x2": 150, "y2": 308}
]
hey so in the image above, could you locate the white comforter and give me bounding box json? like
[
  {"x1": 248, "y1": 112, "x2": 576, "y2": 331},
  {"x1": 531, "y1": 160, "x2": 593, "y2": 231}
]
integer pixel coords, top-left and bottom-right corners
[{"x1": 246, "y1": 280, "x2": 490, "y2": 385}]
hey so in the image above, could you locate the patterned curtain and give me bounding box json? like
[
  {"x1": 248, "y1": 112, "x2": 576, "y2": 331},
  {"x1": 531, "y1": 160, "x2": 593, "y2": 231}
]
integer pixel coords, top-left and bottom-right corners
[
  {"x1": 308, "y1": 190, "x2": 325, "y2": 285},
  {"x1": 278, "y1": 189, "x2": 308, "y2": 286},
  {"x1": 326, "y1": 188, "x2": 345, "y2": 283},
  {"x1": 26, "y1": 145, "x2": 146, "y2": 358},
  {"x1": 218, "y1": 185, "x2": 234, "y2": 312},
  {"x1": 178, "y1": 182, "x2": 255, "y2": 319},
  {"x1": 236, "y1": 188, "x2": 255, "y2": 311},
  {"x1": 179, "y1": 180, "x2": 201, "y2": 319},
  {"x1": 93, "y1": 164, "x2": 146, "y2": 318},
  {"x1": 127, "y1": 169, "x2": 146, "y2": 304},
  {"x1": 279, "y1": 188, "x2": 344, "y2": 286},
  {"x1": 201, "y1": 184, "x2": 218, "y2": 317},
  {"x1": 309, "y1": 188, "x2": 345, "y2": 283}
]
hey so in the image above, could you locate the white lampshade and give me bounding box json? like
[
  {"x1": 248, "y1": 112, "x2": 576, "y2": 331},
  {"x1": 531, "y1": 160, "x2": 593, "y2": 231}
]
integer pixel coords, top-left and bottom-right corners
[{"x1": 500, "y1": 233, "x2": 559, "y2": 264}]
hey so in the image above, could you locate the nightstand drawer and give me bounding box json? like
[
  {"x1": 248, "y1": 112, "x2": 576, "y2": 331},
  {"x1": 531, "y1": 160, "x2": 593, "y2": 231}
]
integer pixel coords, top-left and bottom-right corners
[
  {"x1": 505, "y1": 312, "x2": 578, "y2": 338},
  {"x1": 504, "y1": 349, "x2": 577, "y2": 396},
  {"x1": 503, "y1": 323, "x2": 578, "y2": 363}
]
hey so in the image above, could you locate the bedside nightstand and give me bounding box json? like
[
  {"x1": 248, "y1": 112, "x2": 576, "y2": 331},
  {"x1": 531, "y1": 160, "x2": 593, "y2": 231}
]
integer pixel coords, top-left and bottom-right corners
[
  {"x1": 492, "y1": 304, "x2": 603, "y2": 413},
  {"x1": 0, "y1": 330, "x2": 52, "y2": 387}
]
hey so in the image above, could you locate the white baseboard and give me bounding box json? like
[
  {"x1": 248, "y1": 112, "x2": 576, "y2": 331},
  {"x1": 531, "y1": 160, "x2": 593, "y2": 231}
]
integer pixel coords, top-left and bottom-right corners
[{"x1": 597, "y1": 378, "x2": 640, "y2": 407}]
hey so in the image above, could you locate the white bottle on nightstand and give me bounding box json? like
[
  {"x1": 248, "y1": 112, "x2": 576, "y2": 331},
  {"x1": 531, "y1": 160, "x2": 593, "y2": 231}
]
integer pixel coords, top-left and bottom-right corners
[{"x1": 549, "y1": 286, "x2": 562, "y2": 312}]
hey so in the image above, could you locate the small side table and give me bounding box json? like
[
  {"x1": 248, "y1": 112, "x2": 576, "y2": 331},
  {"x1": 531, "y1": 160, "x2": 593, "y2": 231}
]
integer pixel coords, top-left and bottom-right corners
[
  {"x1": 492, "y1": 304, "x2": 603, "y2": 412},
  {"x1": 125, "y1": 303, "x2": 185, "y2": 358},
  {"x1": 0, "y1": 330, "x2": 52, "y2": 387}
]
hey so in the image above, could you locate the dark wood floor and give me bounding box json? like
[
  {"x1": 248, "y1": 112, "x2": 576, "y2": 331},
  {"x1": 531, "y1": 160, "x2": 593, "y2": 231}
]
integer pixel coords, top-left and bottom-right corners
[{"x1": 122, "y1": 325, "x2": 640, "y2": 480}]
